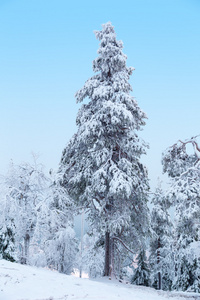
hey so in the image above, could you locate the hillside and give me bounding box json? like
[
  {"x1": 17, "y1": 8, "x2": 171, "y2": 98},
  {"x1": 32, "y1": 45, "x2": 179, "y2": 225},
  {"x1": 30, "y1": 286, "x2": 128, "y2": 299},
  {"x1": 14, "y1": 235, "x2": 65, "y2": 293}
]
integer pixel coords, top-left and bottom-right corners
[{"x1": 0, "y1": 260, "x2": 199, "y2": 300}]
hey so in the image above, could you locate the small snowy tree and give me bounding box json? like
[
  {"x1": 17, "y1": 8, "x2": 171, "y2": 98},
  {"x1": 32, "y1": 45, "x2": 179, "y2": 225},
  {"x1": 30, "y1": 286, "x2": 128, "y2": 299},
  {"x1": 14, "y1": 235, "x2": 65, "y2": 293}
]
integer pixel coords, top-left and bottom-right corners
[
  {"x1": 2, "y1": 157, "x2": 50, "y2": 264},
  {"x1": 36, "y1": 172, "x2": 78, "y2": 274},
  {"x1": 45, "y1": 227, "x2": 78, "y2": 274},
  {"x1": 59, "y1": 22, "x2": 149, "y2": 277},
  {"x1": 162, "y1": 136, "x2": 200, "y2": 292},
  {"x1": 149, "y1": 181, "x2": 174, "y2": 291},
  {"x1": 81, "y1": 230, "x2": 104, "y2": 278},
  {"x1": 131, "y1": 249, "x2": 150, "y2": 286}
]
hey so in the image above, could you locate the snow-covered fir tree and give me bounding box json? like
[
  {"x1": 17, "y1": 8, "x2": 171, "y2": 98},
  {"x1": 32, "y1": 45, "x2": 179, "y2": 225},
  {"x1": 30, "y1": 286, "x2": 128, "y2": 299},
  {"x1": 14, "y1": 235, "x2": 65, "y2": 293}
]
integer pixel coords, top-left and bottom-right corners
[
  {"x1": 0, "y1": 225, "x2": 15, "y2": 262},
  {"x1": 149, "y1": 180, "x2": 174, "y2": 291},
  {"x1": 0, "y1": 180, "x2": 16, "y2": 262},
  {"x1": 162, "y1": 136, "x2": 200, "y2": 293},
  {"x1": 131, "y1": 249, "x2": 150, "y2": 286},
  {"x1": 59, "y1": 22, "x2": 150, "y2": 277}
]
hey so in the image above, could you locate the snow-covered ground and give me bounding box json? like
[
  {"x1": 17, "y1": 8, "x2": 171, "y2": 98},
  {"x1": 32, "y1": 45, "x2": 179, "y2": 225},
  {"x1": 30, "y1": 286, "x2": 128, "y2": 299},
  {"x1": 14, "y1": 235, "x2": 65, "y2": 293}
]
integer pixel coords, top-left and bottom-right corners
[{"x1": 0, "y1": 260, "x2": 199, "y2": 300}]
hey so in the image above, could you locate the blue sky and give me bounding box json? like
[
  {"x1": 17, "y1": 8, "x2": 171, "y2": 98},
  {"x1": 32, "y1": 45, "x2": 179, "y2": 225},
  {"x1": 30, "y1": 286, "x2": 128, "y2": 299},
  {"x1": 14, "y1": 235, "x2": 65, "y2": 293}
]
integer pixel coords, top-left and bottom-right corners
[{"x1": 1, "y1": 0, "x2": 200, "y2": 189}]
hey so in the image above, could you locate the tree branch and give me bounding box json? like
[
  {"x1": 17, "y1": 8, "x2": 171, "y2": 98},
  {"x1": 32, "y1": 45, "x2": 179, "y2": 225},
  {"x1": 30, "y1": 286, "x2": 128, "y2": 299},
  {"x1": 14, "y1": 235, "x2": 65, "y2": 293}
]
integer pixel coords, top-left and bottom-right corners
[{"x1": 112, "y1": 236, "x2": 136, "y2": 258}]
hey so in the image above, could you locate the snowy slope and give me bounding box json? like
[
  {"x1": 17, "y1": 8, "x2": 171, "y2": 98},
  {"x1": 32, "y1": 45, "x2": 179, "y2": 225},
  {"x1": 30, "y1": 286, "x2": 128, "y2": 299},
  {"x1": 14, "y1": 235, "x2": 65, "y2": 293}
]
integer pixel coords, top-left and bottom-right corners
[{"x1": 0, "y1": 260, "x2": 199, "y2": 300}]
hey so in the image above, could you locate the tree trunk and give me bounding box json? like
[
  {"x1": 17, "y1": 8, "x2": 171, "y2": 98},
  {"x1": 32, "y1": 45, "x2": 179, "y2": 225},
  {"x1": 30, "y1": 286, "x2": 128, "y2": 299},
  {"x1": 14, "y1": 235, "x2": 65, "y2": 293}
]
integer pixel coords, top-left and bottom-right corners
[
  {"x1": 110, "y1": 237, "x2": 115, "y2": 279},
  {"x1": 104, "y1": 231, "x2": 110, "y2": 276},
  {"x1": 104, "y1": 232, "x2": 115, "y2": 278},
  {"x1": 158, "y1": 271, "x2": 161, "y2": 290},
  {"x1": 157, "y1": 237, "x2": 161, "y2": 290},
  {"x1": 24, "y1": 233, "x2": 30, "y2": 265}
]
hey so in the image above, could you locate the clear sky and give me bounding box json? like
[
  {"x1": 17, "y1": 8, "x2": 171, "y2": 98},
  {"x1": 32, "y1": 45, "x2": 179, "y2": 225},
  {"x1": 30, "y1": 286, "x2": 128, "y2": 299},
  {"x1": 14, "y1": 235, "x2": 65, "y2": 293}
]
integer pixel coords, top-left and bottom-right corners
[{"x1": 1, "y1": 0, "x2": 200, "y2": 189}]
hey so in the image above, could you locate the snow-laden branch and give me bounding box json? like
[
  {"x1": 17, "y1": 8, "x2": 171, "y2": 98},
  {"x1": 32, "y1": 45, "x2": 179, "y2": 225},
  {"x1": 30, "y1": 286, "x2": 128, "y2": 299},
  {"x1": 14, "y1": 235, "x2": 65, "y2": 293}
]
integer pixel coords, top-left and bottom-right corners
[{"x1": 112, "y1": 236, "x2": 136, "y2": 258}]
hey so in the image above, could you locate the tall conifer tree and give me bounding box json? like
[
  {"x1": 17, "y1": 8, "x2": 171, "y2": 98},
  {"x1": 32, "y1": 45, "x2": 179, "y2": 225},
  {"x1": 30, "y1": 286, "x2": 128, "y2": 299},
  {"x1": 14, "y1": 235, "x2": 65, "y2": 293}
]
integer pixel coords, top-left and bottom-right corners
[{"x1": 59, "y1": 22, "x2": 149, "y2": 276}]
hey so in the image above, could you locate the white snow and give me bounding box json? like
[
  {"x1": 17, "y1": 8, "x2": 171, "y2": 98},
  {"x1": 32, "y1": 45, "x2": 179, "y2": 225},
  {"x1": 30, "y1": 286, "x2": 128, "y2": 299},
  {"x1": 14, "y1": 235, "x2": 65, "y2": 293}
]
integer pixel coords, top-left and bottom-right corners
[{"x1": 0, "y1": 260, "x2": 199, "y2": 300}]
